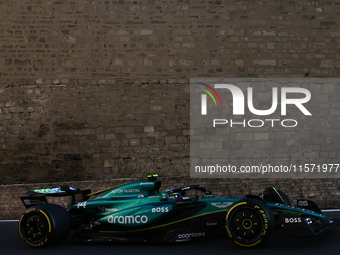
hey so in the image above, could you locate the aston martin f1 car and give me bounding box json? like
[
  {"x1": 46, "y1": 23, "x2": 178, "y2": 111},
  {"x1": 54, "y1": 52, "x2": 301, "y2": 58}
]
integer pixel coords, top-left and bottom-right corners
[{"x1": 19, "y1": 174, "x2": 340, "y2": 248}]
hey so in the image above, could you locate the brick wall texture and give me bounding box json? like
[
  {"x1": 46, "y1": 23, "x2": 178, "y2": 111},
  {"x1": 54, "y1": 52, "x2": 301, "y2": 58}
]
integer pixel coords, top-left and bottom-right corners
[{"x1": 0, "y1": 0, "x2": 340, "y2": 219}]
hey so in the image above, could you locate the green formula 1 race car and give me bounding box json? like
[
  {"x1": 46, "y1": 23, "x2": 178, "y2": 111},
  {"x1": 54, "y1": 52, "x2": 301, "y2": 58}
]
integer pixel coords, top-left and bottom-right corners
[{"x1": 19, "y1": 174, "x2": 339, "y2": 248}]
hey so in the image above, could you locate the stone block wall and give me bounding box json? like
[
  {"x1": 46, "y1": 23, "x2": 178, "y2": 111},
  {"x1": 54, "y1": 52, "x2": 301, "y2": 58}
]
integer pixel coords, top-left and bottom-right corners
[{"x1": 0, "y1": 0, "x2": 339, "y2": 219}]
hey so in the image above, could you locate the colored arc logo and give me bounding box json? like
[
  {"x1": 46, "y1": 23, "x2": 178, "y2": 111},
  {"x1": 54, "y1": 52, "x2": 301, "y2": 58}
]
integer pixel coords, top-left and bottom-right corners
[{"x1": 197, "y1": 82, "x2": 222, "y2": 106}]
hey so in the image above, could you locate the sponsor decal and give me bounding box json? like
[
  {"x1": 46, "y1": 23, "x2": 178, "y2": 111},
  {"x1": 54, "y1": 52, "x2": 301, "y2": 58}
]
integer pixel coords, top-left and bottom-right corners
[
  {"x1": 305, "y1": 218, "x2": 313, "y2": 225},
  {"x1": 258, "y1": 207, "x2": 269, "y2": 230},
  {"x1": 125, "y1": 189, "x2": 140, "y2": 193},
  {"x1": 23, "y1": 199, "x2": 47, "y2": 206},
  {"x1": 111, "y1": 189, "x2": 140, "y2": 194},
  {"x1": 210, "y1": 202, "x2": 233, "y2": 208},
  {"x1": 140, "y1": 182, "x2": 155, "y2": 186},
  {"x1": 178, "y1": 232, "x2": 206, "y2": 239},
  {"x1": 108, "y1": 215, "x2": 148, "y2": 224},
  {"x1": 297, "y1": 200, "x2": 309, "y2": 207},
  {"x1": 30, "y1": 186, "x2": 78, "y2": 194},
  {"x1": 152, "y1": 206, "x2": 170, "y2": 213},
  {"x1": 34, "y1": 188, "x2": 63, "y2": 194},
  {"x1": 149, "y1": 195, "x2": 162, "y2": 199},
  {"x1": 98, "y1": 207, "x2": 118, "y2": 212},
  {"x1": 225, "y1": 225, "x2": 232, "y2": 238},
  {"x1": 285, "y1": 217, "x2": 302, "y2": 224}
]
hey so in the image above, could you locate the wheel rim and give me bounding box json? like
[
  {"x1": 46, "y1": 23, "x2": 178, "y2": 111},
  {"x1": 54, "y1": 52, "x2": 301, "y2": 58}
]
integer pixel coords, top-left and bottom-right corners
[
  {"x1": 22, "y1": 214, "x2": 48, "y2": 242},
  {"x1": 230, "y1": 208, "x2": 262, "y2": 240}
]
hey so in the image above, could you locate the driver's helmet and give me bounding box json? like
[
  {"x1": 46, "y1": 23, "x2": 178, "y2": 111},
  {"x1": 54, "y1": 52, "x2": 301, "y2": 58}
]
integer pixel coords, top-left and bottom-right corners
[{"x1": 164, "y1": 188, "x2": 181, "y2": 198}]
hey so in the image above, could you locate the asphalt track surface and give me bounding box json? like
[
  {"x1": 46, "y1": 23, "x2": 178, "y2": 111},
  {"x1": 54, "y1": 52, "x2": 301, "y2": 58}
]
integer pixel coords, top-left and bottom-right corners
[{"x1": 2, "y1": 211, "x2": 340, "y2": 255}]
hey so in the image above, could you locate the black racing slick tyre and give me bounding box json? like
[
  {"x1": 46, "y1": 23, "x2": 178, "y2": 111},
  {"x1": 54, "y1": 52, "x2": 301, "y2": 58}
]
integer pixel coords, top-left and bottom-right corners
[
  {"x1": 19, "y1": 204, "x2": 71, "y2": 248},
  {"x1": 225, "y1": 198, "x2": 274, "y2": 247}
]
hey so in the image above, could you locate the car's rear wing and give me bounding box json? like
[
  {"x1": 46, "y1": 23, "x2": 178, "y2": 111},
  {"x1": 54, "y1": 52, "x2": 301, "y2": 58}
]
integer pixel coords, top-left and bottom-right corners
[{"x1": 20, "y1": 186, "x2": 91, "y2": 209}]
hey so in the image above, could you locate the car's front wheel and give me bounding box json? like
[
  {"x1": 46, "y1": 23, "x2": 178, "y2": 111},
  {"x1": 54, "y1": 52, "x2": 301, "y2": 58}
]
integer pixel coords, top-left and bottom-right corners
[
  {"x1": 19, "y1": 204, "x2": 71, "y2": 247},
  {"x1": 225, "y1": 198, "x2": 274, "y2": 247}
]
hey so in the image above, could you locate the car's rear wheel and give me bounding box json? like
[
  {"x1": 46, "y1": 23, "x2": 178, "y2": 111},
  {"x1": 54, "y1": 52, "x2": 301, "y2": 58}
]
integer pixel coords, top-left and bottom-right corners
[
  {"x1": 225, "y1": 198, "x2": 274, "y2": 247},
  {"x1": 19, "y1": 204, "x2": 71, "y2": 247}
]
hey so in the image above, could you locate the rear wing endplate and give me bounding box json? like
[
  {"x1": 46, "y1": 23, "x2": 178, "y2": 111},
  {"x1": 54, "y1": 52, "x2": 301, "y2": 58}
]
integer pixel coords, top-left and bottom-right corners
[{"x1": 20, "y1": 186, "x2": 91, "y2": 209}]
